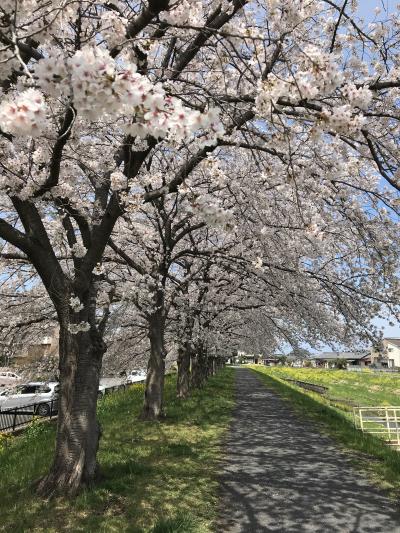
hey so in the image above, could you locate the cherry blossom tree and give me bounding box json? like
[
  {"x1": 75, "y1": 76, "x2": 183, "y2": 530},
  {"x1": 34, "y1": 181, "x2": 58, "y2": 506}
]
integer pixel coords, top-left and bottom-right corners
[
  {"x1": 0, "y1": 0, "x2": 224, "y2": 495},
  {"x1": 0, "y1": 0, "x2": 400, "y2": 496},
  {"x1": 107, "y1": 181, "x2": 235, "y2": 416}
]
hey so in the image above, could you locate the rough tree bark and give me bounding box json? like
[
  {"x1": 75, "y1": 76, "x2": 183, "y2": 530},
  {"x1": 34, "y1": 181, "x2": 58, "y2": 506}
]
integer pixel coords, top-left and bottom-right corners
[
  {"x1": 191, "y1": 343, "x2": 207, "y2": 389},
  {"x1": 176, "y1": 343, "x2": 191, "y2": 399},
  {"x1": 210, "y1": 356, "x2": 216, "y2": 377},
  {"x1": 140, "y1": 310, "x2": 166, "y2": 420},
  {"x1": 37, "y1": 306, "x2": 106, "y2": 496}
]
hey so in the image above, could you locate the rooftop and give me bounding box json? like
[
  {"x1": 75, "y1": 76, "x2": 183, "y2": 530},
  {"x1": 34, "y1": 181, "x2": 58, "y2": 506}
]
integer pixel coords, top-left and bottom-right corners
[
  {"x1": 311, "y1": 351, "x2": 370, "y2": 361},
  {"x1": 385, "y1": 338, "x2": 400, "y2": 348}
]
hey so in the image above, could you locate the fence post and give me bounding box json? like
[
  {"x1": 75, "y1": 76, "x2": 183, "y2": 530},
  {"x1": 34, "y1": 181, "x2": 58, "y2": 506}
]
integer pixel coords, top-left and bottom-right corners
[
  {"x1": 394, "y1": 408, "x2": 400, "y2": 449},
  {"x1": 12, "y1": 408, "x2": 17, "y2": 432},
  {"x1": 386, "y1": 408, "x2": 391, "y2": 443}
]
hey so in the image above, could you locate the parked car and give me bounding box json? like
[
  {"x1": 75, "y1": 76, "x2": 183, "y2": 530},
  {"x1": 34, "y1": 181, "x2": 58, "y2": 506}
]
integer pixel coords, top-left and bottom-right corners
[
  {"x1": 0, "y1": 371, "x2": 22, "y2": 386},
  {"x1": 126, "y1": 370, "x2": 146, "y2": 384},
  {"x1": 0, "y1": 382, "x2": 59, "y2": 416},
  {"x1": 98, "y1": 383, "x2": 107, "y2": 398}
]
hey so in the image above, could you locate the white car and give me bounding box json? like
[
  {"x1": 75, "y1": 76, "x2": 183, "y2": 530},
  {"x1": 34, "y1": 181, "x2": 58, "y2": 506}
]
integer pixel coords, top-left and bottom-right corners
[
  {"x1": 126, "y1": 370, "x2": 146, "y2": 384},
  {"x1": 0, "y1": 382, "x2": 59, "y2": 416},
  {"x1": 98, "y1": 383, "x2": 107, "y2": 398},
  {"x1": 0, "y1": 371, "x2": 22, "y2": 386}
]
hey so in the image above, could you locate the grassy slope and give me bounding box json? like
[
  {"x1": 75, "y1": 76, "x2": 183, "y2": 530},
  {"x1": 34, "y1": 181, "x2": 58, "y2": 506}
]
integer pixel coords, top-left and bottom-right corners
[
  {"x1": 251, "y1": 366, "x2": 400, "y2": 500},
  {"x1": 256, "y1": 366, "x2": 400, "y2": 406},
  {"x1": 0, "y1": 369, "x2": 235, "y2": 533}
]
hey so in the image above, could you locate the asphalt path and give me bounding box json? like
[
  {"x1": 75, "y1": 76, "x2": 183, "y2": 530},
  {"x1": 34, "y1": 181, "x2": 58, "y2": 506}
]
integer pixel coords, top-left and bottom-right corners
[{"x1": 218, "y1": 368, "x2": 400, "y2": 533}]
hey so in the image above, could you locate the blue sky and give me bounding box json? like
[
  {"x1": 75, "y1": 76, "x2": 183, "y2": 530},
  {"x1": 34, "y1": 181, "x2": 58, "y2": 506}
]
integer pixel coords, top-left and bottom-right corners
[
  {"x1": 358, "y1": 0, "x2": 399, "y2": 339},
  {"x1": 357, "y1": 0, "x2": 397, "y2": 18}
]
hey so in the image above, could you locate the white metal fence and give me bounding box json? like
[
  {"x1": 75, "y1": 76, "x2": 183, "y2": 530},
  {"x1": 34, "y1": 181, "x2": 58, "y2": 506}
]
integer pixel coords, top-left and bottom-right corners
[
  {"x1": 347, "y1": 367, "x2": 399, "y2": 373},
  {"x1": 353, "y1": 407, "x2": 400, "y2": 449}
]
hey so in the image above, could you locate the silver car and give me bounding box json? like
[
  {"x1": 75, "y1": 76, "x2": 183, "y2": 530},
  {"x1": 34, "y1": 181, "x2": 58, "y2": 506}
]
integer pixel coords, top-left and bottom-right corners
[
  {"x1": 126, "y1": 370, "x2": 146, "y2": 384},
  {"x1": 0, "y1": 371, "x2": 22, "y2": 387},
  {"x1": 0, "y1": 381, "x2": 59, "y2": 416}
]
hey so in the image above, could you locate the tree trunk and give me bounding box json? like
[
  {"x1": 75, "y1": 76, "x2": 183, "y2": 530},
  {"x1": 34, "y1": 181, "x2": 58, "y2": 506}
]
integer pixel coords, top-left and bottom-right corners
[
  {"x1": 211, "y1": 357, "x2": 216, "y2": 376},
  {"x1": 140, "y1": 313, "x2": 166, "y2": 420},
  {"x1": 190, "y1": 352, "x2": 200, "y2": 389},
  {"x1": 191, "y1": 345, "x2": 207, "y2": 389},
  {"x1": 37, "y1": 318, "x2": 105, "y2": 497},
  {"x1": 176, "y1": 345, "x2": 191, "y2": 399}
]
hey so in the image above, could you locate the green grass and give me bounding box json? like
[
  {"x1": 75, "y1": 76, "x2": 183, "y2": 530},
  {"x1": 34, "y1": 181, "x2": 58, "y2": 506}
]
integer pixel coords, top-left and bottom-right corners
[
  {"x1": 256, "y1": 366, "x2": 400, "y2": 407},
  {"x1": 251, "y1": 366, "x2": 400, "y2": 499},
  {"x1": 0, "y1": 369, "x2": 235, "y2": 533}
]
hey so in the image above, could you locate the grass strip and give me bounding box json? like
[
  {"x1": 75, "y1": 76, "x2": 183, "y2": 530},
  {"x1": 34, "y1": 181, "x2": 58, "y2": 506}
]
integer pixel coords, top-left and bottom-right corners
[
  {"x1": 258, "y1": 366, "x2": 400, "y2": 407},
  {"x1": 251, "y1": 366, "x2": 400, "y2": 500},
  {"x1": 0, "y1": 368, "x2": 235, "y2": 532}
]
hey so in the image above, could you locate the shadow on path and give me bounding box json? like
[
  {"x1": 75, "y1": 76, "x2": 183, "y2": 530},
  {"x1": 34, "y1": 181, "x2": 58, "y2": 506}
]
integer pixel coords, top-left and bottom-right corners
[{"x1": 217, "y1": 368, "x2": 400, "y2": 533}]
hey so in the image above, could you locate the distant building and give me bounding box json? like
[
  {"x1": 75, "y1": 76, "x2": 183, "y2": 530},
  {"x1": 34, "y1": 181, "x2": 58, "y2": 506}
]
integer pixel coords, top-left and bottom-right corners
[
  {"x1": 311, "y1": 351, "x2": 371, "y2": 369},
  {"x1": 262, "y1": 354, "x2": 286, "y2": 366},
  {"x1": 13, "y1": 328, "x2": 59, "y2": 364},
  {"x1": 371, "y1": 338, "x2": 400, "y2": 368},
  {"x1": 233, "y1": 351, "x2": 263, "y2": 364},
  {"x1": 262, "y1": 356, "x2": 280, "y2": 366}
]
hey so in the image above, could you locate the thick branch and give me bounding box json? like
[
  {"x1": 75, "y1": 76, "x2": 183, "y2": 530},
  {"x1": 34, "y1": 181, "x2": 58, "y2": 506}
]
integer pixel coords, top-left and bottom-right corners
[
  {"x1": 171, "y1": 1, "x2": 247, "y2": 80},
  {"x1": 33, "y1": 106, "x2": 75, "y2": 198},
  {"x1": 0, "y1": 219, "x2": 29, "y2": 253}
]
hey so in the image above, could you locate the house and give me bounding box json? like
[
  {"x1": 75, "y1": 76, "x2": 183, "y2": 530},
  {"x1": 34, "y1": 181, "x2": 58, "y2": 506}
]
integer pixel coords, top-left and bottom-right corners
[
  {"x1": 371, "y1": 338, "x2": 400, "y2": 368},
  {"x1": 262, "y1": 353, "x2": 298, "y2": 366},
  {"x1": 233, "y1": 351, "x2": 263, "y2": 364},
  {"x1": 262, "y1": 356, "x2": 279, "y2": 366},
  {"x1": 311, "y1": 351, "x2": 371, "y2": 369},
  {"x1": 13, "y1": 328, "x2": 59, "y2": 364}
]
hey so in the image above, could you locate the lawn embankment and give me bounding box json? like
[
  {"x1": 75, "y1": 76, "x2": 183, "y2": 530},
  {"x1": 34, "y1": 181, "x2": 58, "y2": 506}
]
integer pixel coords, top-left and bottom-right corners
[
  {"x1": 251, "y1": 366, "x2": 400, "y2": 499},
  {"x1": 0, "y1": 369, "x2": 235, "y2": 532},
  {"x1": 254, "y1": 366, "x2": 400, "y2": 407}
]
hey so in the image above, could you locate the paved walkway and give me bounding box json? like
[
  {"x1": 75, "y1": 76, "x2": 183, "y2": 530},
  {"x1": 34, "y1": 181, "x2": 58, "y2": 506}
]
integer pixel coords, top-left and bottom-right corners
[{"x1": 218, "y1": 368, "x2": 400, "y2": 532}]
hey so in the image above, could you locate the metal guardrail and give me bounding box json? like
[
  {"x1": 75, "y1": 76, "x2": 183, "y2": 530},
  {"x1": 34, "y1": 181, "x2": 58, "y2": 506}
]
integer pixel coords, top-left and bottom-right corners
[
  {"x1": 353, "y1": 407, "x2": 400, "y2": 449},
  {"x1": 0, "y1": 399, "x2": 58, "y2": 432},
  {"x1": 99, "y1": 383, "x2": 128, "y2": 397},
  {"x1": 283, "y1": 378, "x2": 328, "y2": 395},
  {"x1": 0, "y1": 380, "x2": 145, "y2": 433},
  {"x1": 347, "y1": 367, "x2": 400, "y2": 373}
]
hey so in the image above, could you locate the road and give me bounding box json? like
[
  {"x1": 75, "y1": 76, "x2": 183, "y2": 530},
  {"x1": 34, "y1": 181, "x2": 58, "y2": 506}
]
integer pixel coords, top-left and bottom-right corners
[{"x1": 218, "y1": 368, "x2": 400, "y2": 532}]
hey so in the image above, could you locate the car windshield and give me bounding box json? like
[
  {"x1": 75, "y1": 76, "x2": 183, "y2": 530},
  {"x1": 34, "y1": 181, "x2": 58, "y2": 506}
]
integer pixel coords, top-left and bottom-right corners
[{"x1": 18, "y1": 385, "x2": 40, "y2": 394}]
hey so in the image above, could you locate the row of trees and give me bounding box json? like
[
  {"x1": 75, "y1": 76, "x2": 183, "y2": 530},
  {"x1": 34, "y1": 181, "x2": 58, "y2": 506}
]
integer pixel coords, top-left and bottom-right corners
[{"x1": 0, "y1": 0, "x2": 399, "y2": 495}]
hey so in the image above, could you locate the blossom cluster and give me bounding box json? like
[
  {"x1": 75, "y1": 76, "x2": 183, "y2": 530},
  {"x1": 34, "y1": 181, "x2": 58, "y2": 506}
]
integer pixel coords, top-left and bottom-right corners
[
  {"x1": 110, "y1": 170, "x2": 127, "y2": 191},
  {"x1": 0, "y1": 89, "x2": 48, "y2": 137},
  {"x1": 1, "y1": 46, "x2": 223, "y2": 144},
  {"x1": 100, "y1": 11, "x2": 128, "y2": 49},
  {"x1": 160, "y1": 1, "x2": 204, "y2": 26},
  {"x1": 71, "y1": 242, "x2": 87, "y2": 258},
  {"x1": 190, "y1": 196, "x2": 234, "y2": 230},
  {"x1": 255, "y1": 44, "x2": 374, "y2": 135},
  {"x1": 256, "y1": 46, "x2": 344, "y2": 116},
  {"x1": 68, "y1": 322, "x2": 91, "y2": 334},
  {"x1": 70, "y1": 296, "x2": 84, "y2": 312},
  {"x1": 266, "y1": 0, "x2": 318, "y2": 32},
  {"x1": 321, "y1": 105, "x2": 366, "y2": 134},
  {"x1": 342, "y1": 83, "x2": 373, "y2": 110}
]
